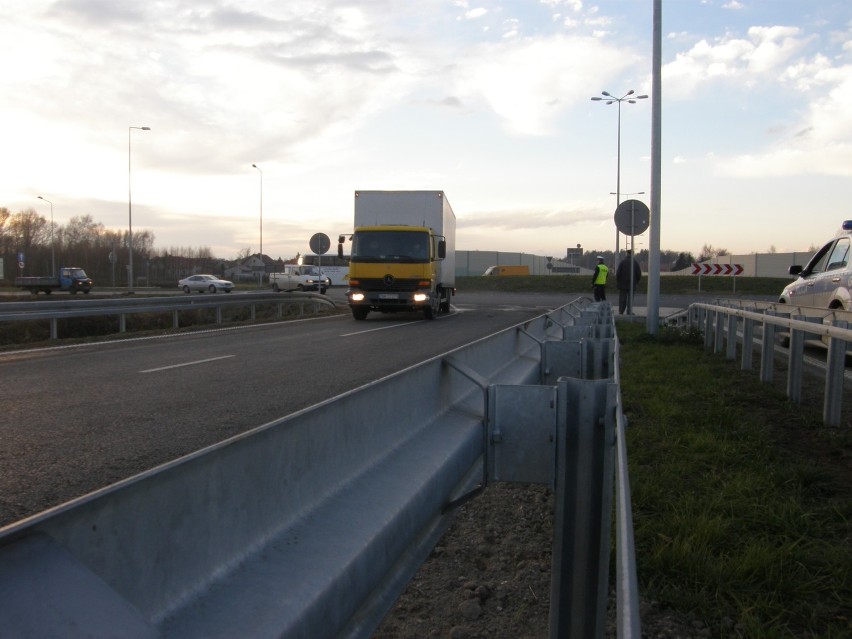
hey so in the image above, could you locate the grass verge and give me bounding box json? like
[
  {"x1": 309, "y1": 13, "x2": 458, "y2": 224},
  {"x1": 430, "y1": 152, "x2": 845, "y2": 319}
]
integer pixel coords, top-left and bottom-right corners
[{"x1": 617, "y1": 322, "x2": 851, "y2": 637}]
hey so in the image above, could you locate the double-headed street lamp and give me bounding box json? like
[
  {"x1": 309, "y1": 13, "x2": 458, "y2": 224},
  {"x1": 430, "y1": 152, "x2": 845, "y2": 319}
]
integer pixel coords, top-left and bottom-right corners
[
  {"x1": 36, "y1": 195, "x2": 56, "y2": 277},
  {"x1": 591, "y1": 90, "x2": 647, "y2": 260},
  {"x1": 252, "y1": 163, "x2": 263, "y2": 286},
  {"x1": 128, "y1": 125, "x2": 151, "y2": 293}
]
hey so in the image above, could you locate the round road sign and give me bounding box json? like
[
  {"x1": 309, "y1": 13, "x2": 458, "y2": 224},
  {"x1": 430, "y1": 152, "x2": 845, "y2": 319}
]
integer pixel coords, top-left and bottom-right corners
[
  {"x1": 309, "y1": 233, "x2": 331, "y2": 255},
  {"x1": 613, "y1": 199, "x2": 650, "y2": 236}
]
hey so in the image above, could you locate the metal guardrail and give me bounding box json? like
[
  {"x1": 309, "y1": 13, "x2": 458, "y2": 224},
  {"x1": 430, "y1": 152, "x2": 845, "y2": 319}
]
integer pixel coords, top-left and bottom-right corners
[
  {"x1": 688, "y1": 301, "x2": 851, "y2": 426},
  {"x1": 0, "y1": 299, "x2": 640, "y2": 639},
  {"x1": 0, "y1": 292, "x2": 335, "y2": 339}
]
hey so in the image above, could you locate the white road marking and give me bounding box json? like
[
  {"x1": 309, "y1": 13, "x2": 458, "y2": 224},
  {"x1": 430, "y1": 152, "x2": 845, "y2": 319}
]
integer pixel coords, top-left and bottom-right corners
[
  {"x1": 140, "y1": 354, "x2": 235, "y2": 373},
  {"x1": 340, "y1": 310, "x2": 458, "y2": 336}
]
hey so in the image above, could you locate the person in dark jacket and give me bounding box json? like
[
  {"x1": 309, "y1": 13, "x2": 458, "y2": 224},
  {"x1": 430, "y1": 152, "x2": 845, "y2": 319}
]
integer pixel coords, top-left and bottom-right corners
[{"x1": 616, "y1": 250, "x2": 642, "y2": 314}]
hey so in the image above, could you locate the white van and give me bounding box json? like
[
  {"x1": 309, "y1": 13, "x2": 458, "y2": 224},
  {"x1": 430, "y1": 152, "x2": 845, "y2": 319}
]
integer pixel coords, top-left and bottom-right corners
[{"x1": 779, "y1": 221, "x2": 852, "y2": 310}]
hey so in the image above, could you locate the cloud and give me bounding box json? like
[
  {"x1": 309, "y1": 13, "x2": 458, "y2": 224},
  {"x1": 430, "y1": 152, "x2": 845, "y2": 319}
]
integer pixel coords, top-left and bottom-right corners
[
  {"x1": 452, "y1": 35, "x2": 638, "y2": 135},
  {"x1": 459, "y1": 206, "x2": 609, "y2": 231},
  {"x1": 711, "y1": 55, "x2": 852, "y2": 178},
  {"x1": 464, "y1": 8, "x2": 487, "y2": 20},
  {"x1": 663, "y1": 25, "x2": 808, "y2": 97}
]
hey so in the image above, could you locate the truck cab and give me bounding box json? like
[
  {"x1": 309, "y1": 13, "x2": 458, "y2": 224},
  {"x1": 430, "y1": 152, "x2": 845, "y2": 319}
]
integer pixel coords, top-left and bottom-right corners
[
  {"x1": 59, "y1": 268, "x2": 93, "y2": 293},
  {"x1": 344, "y1": 225, "x2": 450, "y2": 320}
]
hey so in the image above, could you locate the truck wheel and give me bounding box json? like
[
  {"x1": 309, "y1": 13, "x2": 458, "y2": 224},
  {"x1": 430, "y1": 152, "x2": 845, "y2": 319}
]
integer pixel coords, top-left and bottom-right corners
[
  {"x1": 183, "y1": 285, "x2": 191, "y2": 294},
  {"x1": 352, "y1": 307, "x2": 369, "y2": 320},
  {"x1": 272, "y1": 283, "x2": 280, "y2": 292},
  {"x1": 297, "y1": 284, "x2": 305, "y2": 292},
  {"x1": 439, "y1": 290, "x2": 450, "y2": 313},
  {"x1": 424, "y1": 294, "x2": 439, "y2": 320},
  {"x1": 208, "y1": 285, "x2": 217, "y2": 293}
]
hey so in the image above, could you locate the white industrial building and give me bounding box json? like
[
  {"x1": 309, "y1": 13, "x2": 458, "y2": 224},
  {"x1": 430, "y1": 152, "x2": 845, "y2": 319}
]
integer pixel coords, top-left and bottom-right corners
[{"x1": 674, "y1": 252, "x2": 811, "y2": 278}]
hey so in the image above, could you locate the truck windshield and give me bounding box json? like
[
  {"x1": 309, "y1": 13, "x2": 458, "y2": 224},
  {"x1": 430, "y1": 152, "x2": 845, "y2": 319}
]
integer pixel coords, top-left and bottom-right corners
[
  {"x1": 351, "y1": 231, "x2": 430, "y2": 263},
  {"x1": 67, "y1": 268, "x2": 88, "y2": 278}
]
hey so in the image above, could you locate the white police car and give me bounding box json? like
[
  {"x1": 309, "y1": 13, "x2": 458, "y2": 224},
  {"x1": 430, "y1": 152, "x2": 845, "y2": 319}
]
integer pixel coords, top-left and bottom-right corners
[{"x1": 779, "y1": 220, "x2": 852, "y2": 310}]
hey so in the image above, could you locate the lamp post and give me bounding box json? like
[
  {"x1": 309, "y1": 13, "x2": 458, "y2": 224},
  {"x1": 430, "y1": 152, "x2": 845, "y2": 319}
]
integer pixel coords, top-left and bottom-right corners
[
  {"x1": 128, "y1": 126, "x2": 150, "y2": 294},
  {"x1": 591, "y1": 90, "x2": 647, "y2": 262},
  {"x1": 36, "y1": 196, "x2": 55, "y2": 277},
  {"x1": 252, "y1": 163, "x2": 263, "y2": 287}
]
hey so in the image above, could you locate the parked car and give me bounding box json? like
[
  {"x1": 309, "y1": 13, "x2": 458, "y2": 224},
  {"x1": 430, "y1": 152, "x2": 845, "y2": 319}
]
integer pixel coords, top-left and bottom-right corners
[
  {"x1": 779, "y1": 221, "x2": 852, "y2": 310},
  {"x1": 179, "y1": 274, "x2": 234, "y2": 294}
]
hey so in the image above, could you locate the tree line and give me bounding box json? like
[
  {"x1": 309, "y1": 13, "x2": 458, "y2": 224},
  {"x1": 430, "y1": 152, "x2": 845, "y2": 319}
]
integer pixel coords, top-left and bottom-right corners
[
  {"x1": 567, "y1": 248, "x2": 698, "y2": 272},
  {"x1": 0, "y1": 206, "x2": 216, "y2": 286}
]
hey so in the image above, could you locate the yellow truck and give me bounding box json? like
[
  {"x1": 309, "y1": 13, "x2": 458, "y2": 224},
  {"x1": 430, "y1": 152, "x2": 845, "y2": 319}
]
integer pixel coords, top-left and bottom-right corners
[
  {"x1": 339, "y1": 191, "x2": 456, "y2": 321},
  {"x1": 483, "y1": 265, "x2": 529, "y2": 276}
]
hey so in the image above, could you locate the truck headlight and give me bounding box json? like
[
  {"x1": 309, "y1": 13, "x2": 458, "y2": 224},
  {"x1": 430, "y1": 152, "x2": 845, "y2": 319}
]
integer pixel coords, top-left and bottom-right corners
[
  {"x1": 351, "y1": 292, "x2": 365, "y2": 302},
  {"x1": 413, "y1": 292, "x2": 428, "y2": 302}
]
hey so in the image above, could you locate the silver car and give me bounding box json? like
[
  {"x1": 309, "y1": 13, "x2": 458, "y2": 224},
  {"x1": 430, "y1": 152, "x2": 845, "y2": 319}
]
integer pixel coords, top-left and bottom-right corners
[
  {"x1": 179, "y1": 274, "x2": 234, "y2": 294},
  {"x1": 780, "y1": 221, "x2": 852, "y2": 311}
]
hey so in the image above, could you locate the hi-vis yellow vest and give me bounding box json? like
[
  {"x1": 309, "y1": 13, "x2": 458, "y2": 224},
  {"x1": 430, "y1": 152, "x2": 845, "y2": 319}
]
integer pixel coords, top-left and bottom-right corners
[{"x1": 594, "y1": 264, "x2": 609, "y2": 285}]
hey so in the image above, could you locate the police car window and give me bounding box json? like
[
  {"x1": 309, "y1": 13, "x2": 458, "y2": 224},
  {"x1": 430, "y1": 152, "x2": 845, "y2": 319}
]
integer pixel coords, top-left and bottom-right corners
[
  {"x1": 826, "y1": 238, "x2": 850, "y2": 271},
  {"x1": 807, "y1": 242, "x2": 833, "y2": 274}
]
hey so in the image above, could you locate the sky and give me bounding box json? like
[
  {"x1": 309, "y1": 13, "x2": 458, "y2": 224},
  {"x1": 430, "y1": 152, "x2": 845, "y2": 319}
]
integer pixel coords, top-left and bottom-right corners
[{"x1": 2, "y1": 0, "x2": 851, "y2": 262}]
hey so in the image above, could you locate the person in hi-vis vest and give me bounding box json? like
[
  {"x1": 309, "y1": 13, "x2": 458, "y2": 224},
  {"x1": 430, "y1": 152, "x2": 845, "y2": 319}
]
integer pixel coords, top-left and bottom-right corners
[{"x1": 592, "y1": 255, "x2": 608, "y2": 301}]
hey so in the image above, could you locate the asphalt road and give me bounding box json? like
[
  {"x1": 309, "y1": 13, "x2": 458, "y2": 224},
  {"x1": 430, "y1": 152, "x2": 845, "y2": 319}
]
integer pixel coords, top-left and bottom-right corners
[{"x1": 0, "y1": 290, "x2": 583, "y2": 527}]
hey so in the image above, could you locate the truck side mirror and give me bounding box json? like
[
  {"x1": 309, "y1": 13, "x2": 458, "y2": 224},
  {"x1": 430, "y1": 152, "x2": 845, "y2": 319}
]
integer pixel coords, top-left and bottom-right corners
[
  {"x1": 437, "y1": 240, "x2": 446, "y2": 259},
  {"x1": 337, "y1": 243, "x2": 344, "y2": 259}
]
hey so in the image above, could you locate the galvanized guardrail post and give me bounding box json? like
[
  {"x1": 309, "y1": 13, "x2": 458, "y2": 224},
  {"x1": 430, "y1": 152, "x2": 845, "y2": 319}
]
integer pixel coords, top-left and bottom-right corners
[
  {"x1": 824, "y1": 320, "x2": 848, "y2": 426},
  {"x1": 549, "y1": 377, "x2": 616, "y2": 639},
  {"x1": 692, "y1": 302, "x2": 852, "y2": 427},
  {"x1": 759, "y1": 314, "x2": 776, "y2": 384}
]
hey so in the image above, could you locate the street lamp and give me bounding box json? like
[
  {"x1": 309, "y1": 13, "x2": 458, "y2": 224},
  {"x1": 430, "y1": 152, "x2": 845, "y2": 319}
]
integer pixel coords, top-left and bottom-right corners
[
  {"x1": 252, "y1": 163, "x2": 263, "y2": 287},
  {"x1": 591, "y1": 90, "x2": 647, "y2": 260},
  {"x1": 128, "y1": 126, "x2": 150, "y2": 294},
  {"x1": 36, "y1": 195, "x2": 55, "y2": 277}
]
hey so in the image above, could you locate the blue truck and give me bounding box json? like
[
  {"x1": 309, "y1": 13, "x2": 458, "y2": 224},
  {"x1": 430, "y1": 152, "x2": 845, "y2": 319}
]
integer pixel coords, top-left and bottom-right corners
[{"x1": 15, "y1": 267, "x2": 93, "y2": 295}]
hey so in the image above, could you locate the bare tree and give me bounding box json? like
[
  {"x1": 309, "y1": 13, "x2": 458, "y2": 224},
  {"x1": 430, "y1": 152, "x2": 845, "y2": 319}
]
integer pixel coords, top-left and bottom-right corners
[{"x1": 698, "y1": 244, "x2": 729, "y2": 262}]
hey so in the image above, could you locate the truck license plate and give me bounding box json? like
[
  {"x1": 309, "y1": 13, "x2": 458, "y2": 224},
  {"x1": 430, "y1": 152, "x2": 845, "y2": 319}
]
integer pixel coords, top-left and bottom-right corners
[{"x1": 379, "y1": 293, "x2": 398, "y2": 299}]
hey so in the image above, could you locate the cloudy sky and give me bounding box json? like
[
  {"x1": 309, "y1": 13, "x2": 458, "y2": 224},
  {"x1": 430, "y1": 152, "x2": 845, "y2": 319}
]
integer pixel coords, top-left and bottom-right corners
[{"x1": 2, "y1": 0, "x2": 850, "y2": 261}]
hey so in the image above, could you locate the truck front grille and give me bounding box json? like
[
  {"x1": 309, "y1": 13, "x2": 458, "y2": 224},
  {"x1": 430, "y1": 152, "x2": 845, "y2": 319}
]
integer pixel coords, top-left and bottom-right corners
[{"x1": 356, "y1": 278, "x2": 421, "y2": 292}]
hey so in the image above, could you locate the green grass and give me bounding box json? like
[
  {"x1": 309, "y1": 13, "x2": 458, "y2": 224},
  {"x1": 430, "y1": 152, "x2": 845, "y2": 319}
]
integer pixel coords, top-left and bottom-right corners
[
  {"x1": 456, "y1": 275, "x2": 788, "y2": 296},
  {"x1": 617, "y1": 323, "x2": 852, "y2": 637}
]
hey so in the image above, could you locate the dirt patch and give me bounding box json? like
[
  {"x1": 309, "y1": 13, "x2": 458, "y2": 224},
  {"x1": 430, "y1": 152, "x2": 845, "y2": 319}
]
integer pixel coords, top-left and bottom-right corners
[{"x1": 372, "y1": 483, "x2": 707, "y2": 639}]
